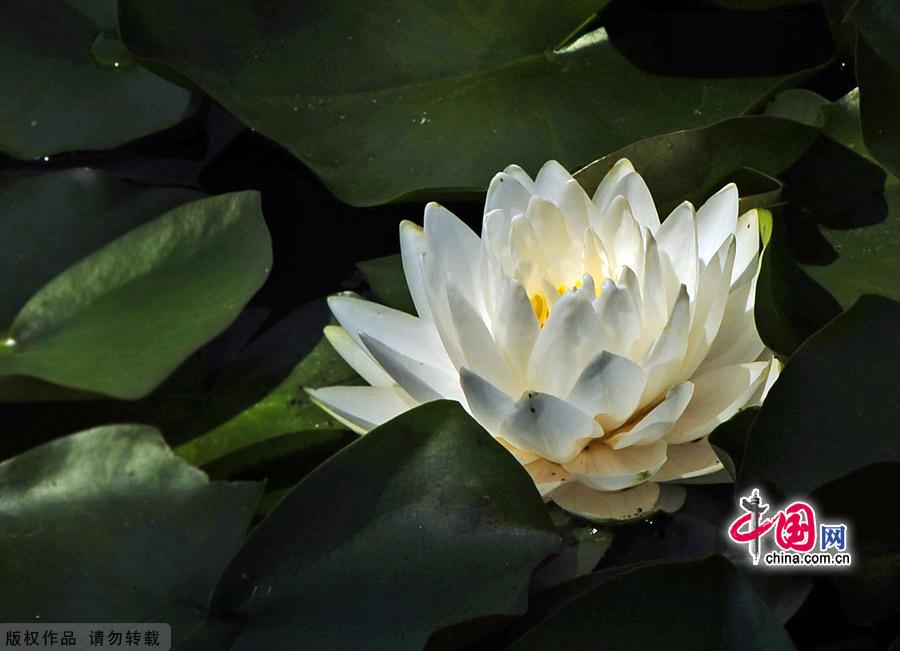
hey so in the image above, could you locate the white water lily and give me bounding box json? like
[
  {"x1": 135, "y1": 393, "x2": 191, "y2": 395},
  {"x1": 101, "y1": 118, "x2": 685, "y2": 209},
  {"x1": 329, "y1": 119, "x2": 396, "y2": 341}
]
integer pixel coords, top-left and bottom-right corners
[{"x1": 310, "y1": 159, "x2": 780, "y2": 522}]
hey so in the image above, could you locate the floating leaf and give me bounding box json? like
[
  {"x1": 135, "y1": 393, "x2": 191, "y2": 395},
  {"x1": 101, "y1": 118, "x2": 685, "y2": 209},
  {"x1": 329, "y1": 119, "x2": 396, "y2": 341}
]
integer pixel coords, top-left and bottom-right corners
[
  {"x1": 509, "y1": 556, "x2": 794, "y2": 650},
  {"x1": 177, "y1": 337, "x2": 357, "y2": 471},
  {"x1": 119, "y1": 2, "x2": 820, "y2": 205},
  {"x1": 741, "y1": 295, "x2": 900, "y2": 495},
  {"x1": 209, "y1": 401, "x2": 560, "y2": 650},
  {"x1": 0, "y1": 424, "x2": 262, "y2": 633},
  {"x1": 0, "y1": 191, "x2": 272, "y2": 400},
  {"x1": 574, "y1": 116, "x2": 818, "y2": 215},
  {"x1": 0, "y1": 0, "x2": 193, "y2": 158}
]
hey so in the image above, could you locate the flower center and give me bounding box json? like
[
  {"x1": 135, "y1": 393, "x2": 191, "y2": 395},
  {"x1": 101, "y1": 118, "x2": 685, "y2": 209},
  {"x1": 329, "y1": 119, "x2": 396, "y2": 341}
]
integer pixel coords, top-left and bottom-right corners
[{"x1": 530, "y1": 280, "x2": 584, "y2": 326}]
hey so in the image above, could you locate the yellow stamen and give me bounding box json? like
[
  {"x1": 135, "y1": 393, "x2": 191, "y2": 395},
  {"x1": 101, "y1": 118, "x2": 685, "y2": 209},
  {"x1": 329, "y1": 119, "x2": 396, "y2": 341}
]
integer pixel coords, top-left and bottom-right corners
[
  {"x1": 556, "y1": 279, "x2": 583, "y2": 295},
  {"x1": 530, "y1": 293, "x2": 549, "y2": 326}
]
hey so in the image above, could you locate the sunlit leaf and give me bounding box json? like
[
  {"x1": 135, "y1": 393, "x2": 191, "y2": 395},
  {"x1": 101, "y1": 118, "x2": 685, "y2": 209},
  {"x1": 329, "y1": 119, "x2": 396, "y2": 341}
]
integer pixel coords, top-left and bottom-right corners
[
  {"x1": 0, "y1": 191, "x2": 271, "y2": 400},
  {"x1": 0, "y1": 424, "x2": 262, "y2": 634}
]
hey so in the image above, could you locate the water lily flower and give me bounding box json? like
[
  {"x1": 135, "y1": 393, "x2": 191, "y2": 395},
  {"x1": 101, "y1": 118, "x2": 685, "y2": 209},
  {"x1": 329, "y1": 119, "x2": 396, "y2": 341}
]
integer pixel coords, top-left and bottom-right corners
[{"x1": 310, "y1": 160, "x2": 780, "y2": 522}]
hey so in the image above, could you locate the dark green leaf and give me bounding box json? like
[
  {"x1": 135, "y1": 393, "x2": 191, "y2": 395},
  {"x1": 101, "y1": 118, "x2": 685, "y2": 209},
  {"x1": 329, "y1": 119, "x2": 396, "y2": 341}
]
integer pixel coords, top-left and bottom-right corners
[
  {"x1": 813, "y1": 464, "x2": 900, "y2": 625},
  {"x1": 741, "y1": 295, "x2": 900, "y2": 495},
  {"x1": 176, "y1": 337, "x2": 357, "y2": 470},
  {"x1": 209, "y1": 401, "x2": 560, "y2": 650},
  {"x1": 119, "y1": 2, "x2": 819, "y2": 205},
  {"x1": 709, "y1": 407, "x2": 760, "y2": 480},
  {"x1": 754, "y1": 208, "x2": 842, "y2": 356},
  {"x1": 358, "y1": 254, "x2": 416, "y2": 315},
  {"x1": 849, "y1": 0, "x2": 900, "y2": 69},
  {"x1": 574, "y1": 116, "x2": 818, "y2": 216},
  {"x1": 0, "y1": 424, "x2": 262, "y2": 631},
  {"x1": 763, "y1": 88, "x2": 830, "y2": 127},
  {"x1": 856, "y1": 35, "x2": 900, "y2": 179},
  {"x1": 0, "y1": 170, "x2": 202, "y2": 326},
  {"x1": 509, "y1": 555, "x2": 795, "y2": 650},
  {"x1": 0, "y1": 0, "x2": 193, "y2": 158},
  {"x1": 709, "y1": 0, "x2": 815, "y2": 8},
  {"x1": 777, "y1": 89, "x2": 900, "y2": 310},
  {"x1": 801, "y1": 184, "x2": 900, "y2": 309},
  {"x1": 531, "y1": 508, "x2": 614, "y2": 592},
  {"x1": 0, "y1": 191, "x2": 272, "y2": 400}
]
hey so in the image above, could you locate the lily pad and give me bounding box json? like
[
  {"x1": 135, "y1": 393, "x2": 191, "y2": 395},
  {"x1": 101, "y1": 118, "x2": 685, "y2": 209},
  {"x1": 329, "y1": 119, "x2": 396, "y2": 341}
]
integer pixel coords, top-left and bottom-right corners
[
  {"x1": 574, "y1": 115, "x2": 818, "y2": 215},
  {"x1": 0, "y1": 424, "x2": 262, "y2": 629},
  {"x1": 509, "y1": 555, "x2": 794, "y2": 650},
  {"x1": 0, "y1": 190, "x2": 272, "y2": 400},
  {"x1": 0, "y1": 0, "x2": 194, "y2": 159},
  {"x1": 740, "y1": 295, "x2": 900, "y2": 495},
  {"x1": 120, "y1": 1, "x2": 820, "y2": 205},
  {"x1": 209, "y1": 401, "x2": 560, "y2": 650}
]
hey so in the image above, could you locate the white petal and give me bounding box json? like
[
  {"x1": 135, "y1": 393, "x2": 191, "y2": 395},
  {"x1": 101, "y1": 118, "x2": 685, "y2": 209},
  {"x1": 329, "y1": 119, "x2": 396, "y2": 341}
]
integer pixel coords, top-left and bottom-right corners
[
  {"x1": 550, "y1": 480, "x2": 661, "y2": 522},
  {"x1": 482, "y1": 208, "x2": 513, "y2": 264},
  {"x1": 307, "y1": 386, "x2": 415, "y2": 434},
  {"x1": 328, "y1": 295, "x2": 450, "y2": 373},
  {"x1": 696, "y1": 184, "x2": 738, "y2": 264},
  {"x1": 666, "y1": 362, "x2": 768, "y2": 444},
  {"x1": 640, "y1": 285, "x2": 691, "y2": 405},
  {"x1": 556, "y1": 179, "x2": 592, "y2": 239},
  {"x1": 399, "y1": 220, "x2": 432, "y2": 321},
  {"x1": 498, "y1": 438, "x2": 540, "y2": 465},
  {"x1": 596, "y1": 195, "x2": 644, "y2": 278},
  {"x1": 733, "y1": 209, "x2": 761, "y2": 286},
  {"x1": 502, "y1": 164, "x2": 536, "y2": 192},
  {"x1": 423, "y1": 202, "x2": 486, "y2": 316},
  {"x1": 526, "y1": 196, "x2": 577, "y2": 279},
  {"x1": 492, "y1": 277, "x2": 540, "y2": 381},
  {"x1": 653, "y1": 438, "x2": 723, "y2": 482},
  {"x1": 606, "y1": 382, "x2": 694, "y2": 448},
  {"x1": 360, "y1": 332, "x2": 462, "y2": 403},
  {"x1": 620, "y1": 172, "x2": 660, "y2": 231},
  {"x1": 639, "y1": 235, "x2": 674, "y2": 344},
  {"x1": 524, "y1": 458, "x2": 573, "y2": 497},
  {"x1": 459, "y1": 367, "x2": 515, "y2": 435},
  {"x1": 323, "y1": 325, "x2": 394, "y2": 388},
  {"x1": 700, "y1": 276, "x2": 765, "y2": 373},
  {"x1": 748, "y1": 355, "x2": 782, "y2": 405},
  {"x1": 534, "y1": 160, "x2": 576, "y2": 202},
  {"x1": 485, "y1": 172, "x2": 532, "y2": 219},
  {"x1": 499, "y1": 391, "x2": 602, "y2": 464},
  {"x1": 446, "y1": 282, "x2": 517, "y2": 395},
  {"x1": 592, "y1": 158, "x2": 635, "y2": 213},
  {"x1": 681, "y1": 236, "x2": 737, "y2": 378},
  {"x1": 567, "y1": 351, "x2": 647, "y2": 431},
  {"x1": 593, "y1": 269, "x2": 643, "y2": 359},
  {"x1": 656, "y1": 201, "x2": 699, "y2": 297},
  {"x1": 528, "y1": 281, "x2": 602, "y2": 396},
  {"x1": 563, "y1": 439, "x2": 668, "y2": 491}
]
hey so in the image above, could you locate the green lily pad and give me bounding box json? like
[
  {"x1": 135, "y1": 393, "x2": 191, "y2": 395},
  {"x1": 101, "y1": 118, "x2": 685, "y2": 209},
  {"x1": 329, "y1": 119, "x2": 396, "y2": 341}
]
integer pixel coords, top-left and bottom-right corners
[
  {"x1": 0, "y1": 424, "x2": 262, "y2": 629},
  {"x1": 358, "y1": 254, "x2": 416, "y2": 315},
  {"x1": 209, "y1": 401, "x2": 560, "y2": 650},
  {"x1": 574, "y1": 115, "x2": 818, "y2": 215},
  {"x1": 856, "y1": 35, "x2": 900, "y2": 181},
  {"x1": 176, "y1": 336, "x2": 357, "y2": 471},
  {"x1": 740, "y1": 295, "x2": 900, "y2": 495},
  {"x1": 509, "y1": 555, "x2": 794, "y2": 650},
  {"x1": 119, "y1": 1, "x2": 819, "y2": 205},
  {"x1": 0, "y1": 0, "x2": 194, "y2": 159},
  {"x1": 0, "y1": 170, "x2": 202, "y2": 327},
  {"x1": 0, "y1": 190, "x2": 272, "y2": 400}
]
